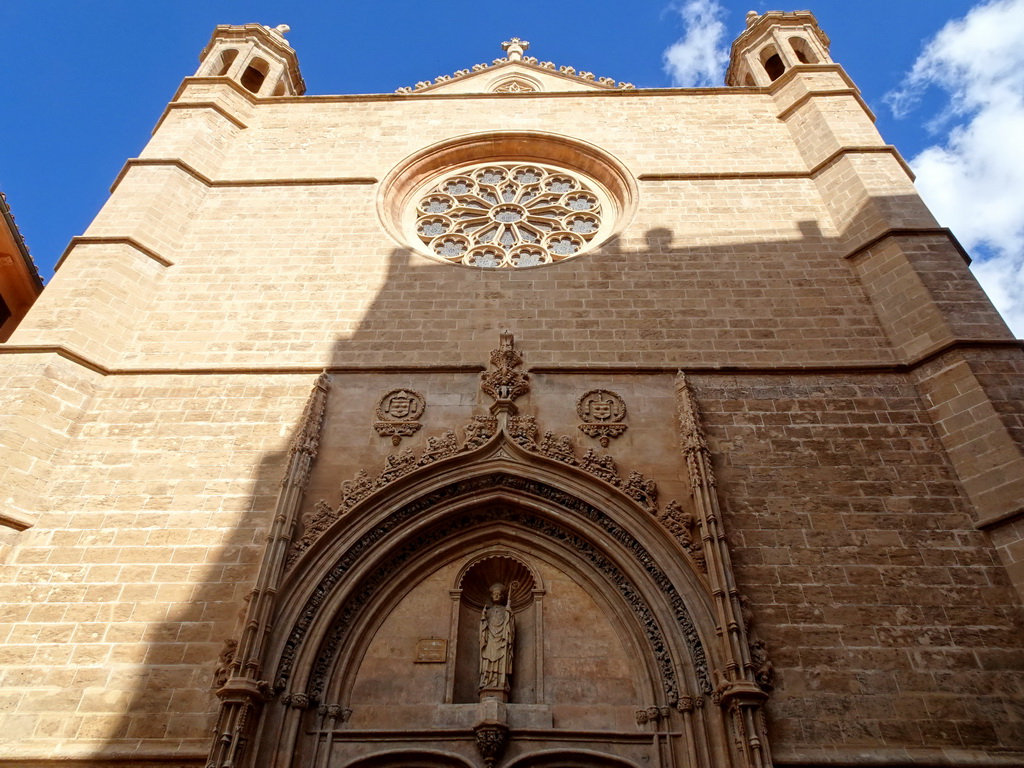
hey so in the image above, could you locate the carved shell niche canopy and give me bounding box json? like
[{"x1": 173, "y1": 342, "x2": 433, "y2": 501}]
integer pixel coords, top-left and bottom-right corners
[{"x1": 458, "y1": 554, "x2": 537, "y2": 610}]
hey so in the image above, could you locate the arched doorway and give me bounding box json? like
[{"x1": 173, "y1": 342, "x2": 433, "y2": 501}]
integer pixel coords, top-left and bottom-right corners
[{"x1": 257, "y1": 438, "x2": 723, "y2": 768}]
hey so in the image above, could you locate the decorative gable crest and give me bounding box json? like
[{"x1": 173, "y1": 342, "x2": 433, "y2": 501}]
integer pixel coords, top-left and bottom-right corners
[{"x1": 396, "y1": 39, "x2": 635, "y2": 95}]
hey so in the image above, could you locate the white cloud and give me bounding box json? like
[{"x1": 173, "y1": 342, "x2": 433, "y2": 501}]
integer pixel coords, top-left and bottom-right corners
[
  {"x1": 886, "y1": 0, "x2": 1024, "y2": 337},
  {"x1": 663, "y1": 1, "x2": 730, "y2": 87}
]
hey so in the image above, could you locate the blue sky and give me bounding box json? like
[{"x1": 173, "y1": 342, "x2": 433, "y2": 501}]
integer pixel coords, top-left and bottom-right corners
[{"x1": 2, "y1": 1, "x2": 1021, "y2": 334}]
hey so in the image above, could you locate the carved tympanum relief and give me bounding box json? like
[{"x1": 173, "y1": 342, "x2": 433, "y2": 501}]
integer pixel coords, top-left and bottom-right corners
[
  {"x1": 577, "y1": 388, "x2": 628, "y2": 447},
  {"x1": 373, "y1": 388, "x2": 425, "y2": 445}
]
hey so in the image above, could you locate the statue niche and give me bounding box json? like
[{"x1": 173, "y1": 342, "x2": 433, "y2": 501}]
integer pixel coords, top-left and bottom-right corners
[{"x1": 453, "y1": 555, "x2": 537, "y2": 704}]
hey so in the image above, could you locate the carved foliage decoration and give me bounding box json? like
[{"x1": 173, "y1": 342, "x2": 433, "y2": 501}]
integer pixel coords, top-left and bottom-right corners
[
  {"x1": 480, "y1": 331, "x2": 529, "y2": 401},
  {"x1": 474, "y1": 723, "x2": 509, "y2": 768},
  {"x1": 288, "y1": 410, "x2": 701, "y2": 576},
  {"x1": 577, "y1": 388, "x2": 628, "y2": 447},
  {"x1": 281, "y1": 371, "x2": 331, "y2": 489},
  {"x1": 635, "y1": 705, "x2": 671, "y2": 725},
  {"x1": 661, "y1": 501, "x2": 707, "y2": 574},
  {"x1": 396, "y1": 39, "x2": 636, "y2": 93},
  {"x1": 676, "y1": 372, "x2": 714, "y2": 489},
  {"x1": 373, "y1": 388, "x2": 425, "y2": 445},
  {"x1": 213, "y1": 639, "x2": 237, "y2": 689},
  {"x1": 463, "y1": 416, "x2": 498, "y2": 450},
  {"x1": 275, "y1": 474, "x2": 713, "y2": 705}
]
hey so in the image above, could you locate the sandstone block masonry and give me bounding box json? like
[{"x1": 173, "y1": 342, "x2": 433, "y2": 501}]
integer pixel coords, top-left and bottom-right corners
[{"x1": 1, "y1": 14, "x2": 1022, "y2": 768}]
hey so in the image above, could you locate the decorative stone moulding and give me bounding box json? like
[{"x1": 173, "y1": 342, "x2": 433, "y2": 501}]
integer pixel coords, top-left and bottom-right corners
[
  {"x1": 286, "y1": 340, "x2": 704, "y2": 577},
  {"x1": 379, "y1": 132, "x2": 637, "y2": 270},
  {"x1": 577, "y1": 388, "x2": 628, "y2": 447},
  {"x1": 373, "y1": 388, "x2": 425, "y2": 445},
  {"x1": 395, "y1": 38, "x2": 634, "y2": 94},
  {"x1": 415, "y1": 163, "x2": 608, "y2": 268}
]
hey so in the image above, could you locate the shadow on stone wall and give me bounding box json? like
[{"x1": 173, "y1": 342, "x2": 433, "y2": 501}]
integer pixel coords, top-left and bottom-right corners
[{"x1": 6, "y1": 192, "x2": 1024, "y2": 767}]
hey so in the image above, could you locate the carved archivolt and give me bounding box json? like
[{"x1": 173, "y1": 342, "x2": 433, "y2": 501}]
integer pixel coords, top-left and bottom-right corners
[
  {"x1": 275, "y1": 475, "x2": 712, "y2": 705},
  {"x1": 205, "y1": 361, "x2": 776, "y2": 768},
  {"x1": 289, "y1": 416, "x2": 700, "y2": 574},
  {"x1": 286, "y1": 341, "x2": 704, "y2": 577}
]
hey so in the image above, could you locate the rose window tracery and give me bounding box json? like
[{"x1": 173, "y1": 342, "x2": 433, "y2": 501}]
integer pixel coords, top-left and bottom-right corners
[{"x1": 413, "y1": 163, "x2": 607, "y2": 268}]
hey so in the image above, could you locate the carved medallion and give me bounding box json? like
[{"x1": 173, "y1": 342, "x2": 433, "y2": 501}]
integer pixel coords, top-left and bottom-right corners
[
  {"x1": 577, "y1": 389, "x2": 628, "y2": 447},
  {"x1": 494, "y1": 78, "x2": 537, "y2": 93},
  {"x1": 373, "y1": 389, "x2": 425, "y2": 445}
]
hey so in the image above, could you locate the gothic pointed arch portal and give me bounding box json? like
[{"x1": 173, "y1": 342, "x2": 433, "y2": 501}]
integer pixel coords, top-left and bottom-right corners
[{"x1": 206, "y1": 338, "x2": 774, "y2": 768}]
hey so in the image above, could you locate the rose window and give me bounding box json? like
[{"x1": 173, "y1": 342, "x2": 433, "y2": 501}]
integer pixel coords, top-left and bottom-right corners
[{"x1": 413, "y1": 163, "x2": 607, "y2": 268}]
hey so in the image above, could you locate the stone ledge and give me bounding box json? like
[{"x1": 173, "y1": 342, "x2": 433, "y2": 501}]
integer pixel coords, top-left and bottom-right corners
[
  {"x1": 775, "y1": 746, "x2": 1024, "y2": 767},
  {"x1": 109, "y1": 156, "x2": 378, "y2": 194},
  {"x1": 54, "y1": 235, "x2": 173, "y2": 271},
  {"x1": 2, "y1": 340, "x2": 1020, "y2": 379},
  {"x1": 0, "y1": 508, "x2": 36, "y2": 531}
]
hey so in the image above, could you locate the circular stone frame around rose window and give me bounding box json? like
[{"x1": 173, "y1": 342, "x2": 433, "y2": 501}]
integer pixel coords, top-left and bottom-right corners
[{"x1": 378, "y1": 132, "x2": 637, "y2": 270}]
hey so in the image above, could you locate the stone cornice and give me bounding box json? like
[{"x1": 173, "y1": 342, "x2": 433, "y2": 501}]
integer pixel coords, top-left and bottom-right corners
[
  {"x1": 397, "y1": 54, "x2": 633, "y2": 95},
  {"x1": 638, "y1": 145, "x2": 914, "y2": 183},
  {"x1": 152, "y1": 99, "x2": 249, "y2": 135},
  {"x1": 844, "y1": 227, "x2": 971, "y2": 266},
  {"x1": 3, "y1": 339, "x2": 1019, "y2": 379},
  {"x1": 54, "y1": 235, "x2": 173, "y2": 272},
  {"x1": 109, "y1": 157, "x2": 377, "y2": 195}
]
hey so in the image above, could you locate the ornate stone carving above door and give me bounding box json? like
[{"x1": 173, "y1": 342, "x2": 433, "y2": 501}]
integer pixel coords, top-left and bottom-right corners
[{"x1": 374, "y1": 388, "x2": 426, "y2": 445}]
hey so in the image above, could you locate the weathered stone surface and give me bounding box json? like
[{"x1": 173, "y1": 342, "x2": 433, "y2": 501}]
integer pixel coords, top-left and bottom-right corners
[{"x1": 1, "y1": 14, "x2": 1022, "y2": 768}]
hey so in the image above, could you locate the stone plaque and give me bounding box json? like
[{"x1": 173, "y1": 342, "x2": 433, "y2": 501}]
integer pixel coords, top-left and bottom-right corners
[{"x1": 414, "y1": 638, "x2": 447, "y2": 663}]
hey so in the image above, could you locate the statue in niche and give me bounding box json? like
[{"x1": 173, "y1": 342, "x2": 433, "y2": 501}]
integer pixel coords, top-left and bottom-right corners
[{"x1": 479, "y1": 582, "x2": 515, "y2": 695}]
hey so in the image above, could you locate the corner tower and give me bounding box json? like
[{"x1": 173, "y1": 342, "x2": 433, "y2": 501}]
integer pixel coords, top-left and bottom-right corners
[
  {"x1": 196, "y1": 23, "x2": 305, "y2": 97},
  {"x1": 726, "y1": 10, "x2": 833, "y2": 86}
]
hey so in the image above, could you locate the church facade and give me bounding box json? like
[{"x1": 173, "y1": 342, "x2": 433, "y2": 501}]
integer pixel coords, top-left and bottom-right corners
[{"x1": 1, "y1": 11, "x2": 1023, "y2": 768}]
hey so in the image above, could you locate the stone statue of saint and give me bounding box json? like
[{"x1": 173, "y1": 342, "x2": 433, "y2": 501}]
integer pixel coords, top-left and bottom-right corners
[{"x1": 479, "y1": 582, "x2": 515, "y2": 693}]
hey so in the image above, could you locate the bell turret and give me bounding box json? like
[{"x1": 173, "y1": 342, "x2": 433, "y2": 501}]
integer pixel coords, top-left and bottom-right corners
[
  {"x1": 196, "y1": 23, "x2": 305, "y2": 96},
  {"x1": 726, "y1": 10, "x2": 832, "y2": 86}
]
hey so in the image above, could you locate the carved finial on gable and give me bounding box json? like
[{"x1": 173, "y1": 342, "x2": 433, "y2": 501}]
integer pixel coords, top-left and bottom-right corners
[
  {"x1": 502, "y1": 37, "x2": 530, "y2": 62},
  {"x1": 481, "y1": 331, "x2": 529, "y2": 404}
]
